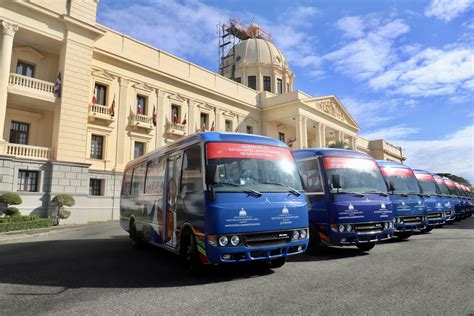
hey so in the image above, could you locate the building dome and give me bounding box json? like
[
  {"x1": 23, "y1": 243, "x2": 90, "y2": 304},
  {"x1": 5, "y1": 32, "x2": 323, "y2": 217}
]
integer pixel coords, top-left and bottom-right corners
[
  {"x1": 232, "y1": 38, "x2": 290, "y2": 69},
  {"x1": 222, "y1": 37, "x2": 294, "y2": 94}
]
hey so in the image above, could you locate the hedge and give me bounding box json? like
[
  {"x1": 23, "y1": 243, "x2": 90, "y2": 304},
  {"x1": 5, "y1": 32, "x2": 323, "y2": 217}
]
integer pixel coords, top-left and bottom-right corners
[
  {"x1": 0, "y1": 218, "x2": 53, "y2": 233},
  {"x1": 0, "y1": 215, "x2": 40, "y2": 224}
]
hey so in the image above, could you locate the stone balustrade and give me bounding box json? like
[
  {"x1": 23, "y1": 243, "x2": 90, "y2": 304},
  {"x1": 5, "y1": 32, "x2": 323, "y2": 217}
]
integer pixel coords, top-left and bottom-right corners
[{"x1": 6, "y1": 143, "x2": 53, "y2": 160}]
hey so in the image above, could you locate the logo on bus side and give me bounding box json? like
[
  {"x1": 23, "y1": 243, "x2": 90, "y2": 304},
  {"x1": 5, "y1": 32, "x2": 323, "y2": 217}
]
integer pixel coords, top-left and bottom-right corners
[{"x1": 239, "y1": 208, "x2": 247, "y2": 217}]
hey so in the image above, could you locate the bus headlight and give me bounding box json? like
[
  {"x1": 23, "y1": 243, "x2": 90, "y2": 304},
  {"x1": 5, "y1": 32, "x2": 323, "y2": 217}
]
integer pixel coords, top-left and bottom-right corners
[
  {"x1": 338, "y1": 224, "x2": 345, "y2": 233},
  {"x1": 219, "y1": 235, "x2": 229, "y2": 247},
  {"x1": 384, "y1": 222, "x2": 389, "y2": 230},
  {"x1": 230, "y1": 235, "x2": 240, "y2": 246},
  {"x1": 346, "y1": 224, "x2": 353, "y2": 232},
  {"x1": 292, "y1": 230, "x2": 300, "y2": 240},
  {"x1": 300, "y1": 229, "x2": 307, "y2": 239}
]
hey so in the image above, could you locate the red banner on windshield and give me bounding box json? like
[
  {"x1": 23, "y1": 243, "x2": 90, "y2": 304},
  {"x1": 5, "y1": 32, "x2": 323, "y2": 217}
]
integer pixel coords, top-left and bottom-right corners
[
  {"x1": 380, "y1": 167, "x2": 415, "y2": 177},
  {"x1": 322, "y1": 157, "x2": 378, "y2": 170},
  {"x1": 444, "y1": 180, "x2": 456, "y2": 187},
  {"x1": 414, "y1": 173, "x2": 435, "y2": 182},
  {"x1": 206, "y1": 142, "x2": 293, "y2": 161},
  {"x1": 435, "y1": 178, "x2": 446, "y2": 186}
]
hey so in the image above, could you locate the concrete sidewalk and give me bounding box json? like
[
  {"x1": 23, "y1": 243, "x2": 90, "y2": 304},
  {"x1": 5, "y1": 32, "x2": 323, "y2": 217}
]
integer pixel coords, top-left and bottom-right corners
[{"x1": 0, "y1": 222, "x2": 114, "y2": 244}]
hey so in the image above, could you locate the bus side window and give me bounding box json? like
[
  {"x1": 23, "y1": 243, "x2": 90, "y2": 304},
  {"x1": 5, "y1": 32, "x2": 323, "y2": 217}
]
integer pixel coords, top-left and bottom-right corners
[
  {"x1": 297, "y1": 159, "x2": 323, "y2": 193},
  {"x1": 145, "y1": 158, "x2": 165, "y2": 194},
  {"x1": 181, "y1": 145, "x2": 203, "y2": 193},
  {"x1": 131, "y1": 162, "x2": 146, "y2": 196},
  {"x1": 122, "y1": 167, "x2": 134, "y2": 196}
]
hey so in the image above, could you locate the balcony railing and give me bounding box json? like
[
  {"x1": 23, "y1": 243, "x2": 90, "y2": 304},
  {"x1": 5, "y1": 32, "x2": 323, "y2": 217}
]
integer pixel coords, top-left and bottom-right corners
[
  {"x1": 6, "y1": 143, "x2": 53, "y2": 160},
  {"x1": 130, "y1": 113, "x2": 154, "y2": 130},
  {"x1": 8, "y1": 73, "x2": 56, "y2": 101},
  {"x1": 88, "y1": 103, "x2": 115, "y2": 123},
  {"x1": 167, "y1": 122, "x2": 187, "y2": 136}
]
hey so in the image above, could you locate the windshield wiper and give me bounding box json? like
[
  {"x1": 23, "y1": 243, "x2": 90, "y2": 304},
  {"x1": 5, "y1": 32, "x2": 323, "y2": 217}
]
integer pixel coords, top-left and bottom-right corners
[
  {"x1": 216, "y1": 182, "x2": 262, "y2": 197},
  {"x1": 334, "y1": 191, "x2": 365, "y2": 196},
  {"x1": 364, "y1": 190, "x2": 389, "y2": 197},
  {"x1": 260, "y1": 181, "x2": 301, "y2": 196}
]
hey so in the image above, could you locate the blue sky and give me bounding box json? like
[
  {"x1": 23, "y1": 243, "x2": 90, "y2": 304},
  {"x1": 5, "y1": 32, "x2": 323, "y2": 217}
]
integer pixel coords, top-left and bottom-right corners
[{"x1": 97, "y1": 0, "x2": 474, "y2": 182}]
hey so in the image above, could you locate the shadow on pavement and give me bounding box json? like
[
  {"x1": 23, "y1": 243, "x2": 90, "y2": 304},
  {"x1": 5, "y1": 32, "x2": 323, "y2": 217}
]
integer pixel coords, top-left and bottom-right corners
[{"x1": 0, "y1": 236, "x2": 274, "y2": 290}]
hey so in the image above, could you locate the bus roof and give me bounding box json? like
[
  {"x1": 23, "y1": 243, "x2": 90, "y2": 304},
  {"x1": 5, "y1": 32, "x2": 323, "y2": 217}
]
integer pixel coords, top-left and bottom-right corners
[
  {"x1": 292, "y1": 148, "x2": 373, "y2": 160},
  {"x1": 126, "y1": 132, "x2": 289, "y2": 167},
  {"x1": 412, "y1": 169, "x2": 431, "y2": 175},
  {"x1": 376, "y1": 160, "x2": 412, "y2": 169}
]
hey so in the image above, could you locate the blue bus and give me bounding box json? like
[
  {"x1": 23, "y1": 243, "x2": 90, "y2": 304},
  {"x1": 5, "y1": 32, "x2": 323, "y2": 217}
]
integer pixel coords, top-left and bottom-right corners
[
  {"x1": 293, "y1": 149, "x2": 394, "y2": 253},
  {"x1": 432, "y1": 174, "x2": 457, "y2": 224},
  {"x1": 443, "y1": 178, "x2": 465, "y2": 220},
  {"x1": 376, "y1": 161, "x2": 428, "y2": 240},
  {"x1": 120, "y1": 132, "x2": 309, "y2": 270},
  {"x1": 413, "y1": 169, "x2": 447, "y2": 230}
]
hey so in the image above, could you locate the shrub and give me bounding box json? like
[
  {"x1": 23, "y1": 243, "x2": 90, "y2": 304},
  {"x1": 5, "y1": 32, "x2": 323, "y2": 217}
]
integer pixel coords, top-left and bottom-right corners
[
  {"x1": 0, "y1": 215, "x2": 40, "y2": 223},
  {"x1": 52, "y1": 194, "x2": 75, "y2": 207},
  {"x1": 4, "y1": 207, "x2": 20, "y2": 216},
  {"x1": 59, "y1": 210, "x2": 71, "y2": 219},
  {"x1": 0, "y1": 192, "x2": 22, "y2": 206},
  {"x1": 0, "y1": 218, "x2": 53, "y2": 233}
]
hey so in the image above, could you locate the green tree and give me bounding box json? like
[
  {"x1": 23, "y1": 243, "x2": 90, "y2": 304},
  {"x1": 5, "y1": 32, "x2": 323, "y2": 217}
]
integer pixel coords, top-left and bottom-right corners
[
  {"x1": 328, "y1": 140, "x2": 348, "y2": 149},
  {"x1": 436, "y1": 173, "x2": 471, "y2": 187}
]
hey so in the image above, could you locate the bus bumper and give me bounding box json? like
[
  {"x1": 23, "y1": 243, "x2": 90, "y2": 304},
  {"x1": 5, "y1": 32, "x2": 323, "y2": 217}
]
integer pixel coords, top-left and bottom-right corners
[
  {"x1": 205, "y1": 239, "x2": 308, "y2": 264},
  {"x1": 329, "y1": 229, "x2": 394, "y2": 246},
  {"x1": 394, "y1": 219, "x2": 428, "y2": 232}
]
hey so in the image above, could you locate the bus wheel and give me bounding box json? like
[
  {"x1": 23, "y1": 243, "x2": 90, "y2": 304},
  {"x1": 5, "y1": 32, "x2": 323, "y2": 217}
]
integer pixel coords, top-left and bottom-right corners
[
  {"x1": 395, "y1": 232, "x2": 412, "y2": 240},
  {"x1": 182, "y1": 233, "x2": 204, "y2": 273},
  {"x1": 420, "y1": 226, "x2": 433, "y2": 233},
  {"x1": 129, "y1": 221, "x2": 142, "y2": 247},
  {"x1": 266, "y1": 257, "x2": 286, "y2": 269},
  {"x1": 356, "y1": 242, "x2": 375, "y2": 252}
]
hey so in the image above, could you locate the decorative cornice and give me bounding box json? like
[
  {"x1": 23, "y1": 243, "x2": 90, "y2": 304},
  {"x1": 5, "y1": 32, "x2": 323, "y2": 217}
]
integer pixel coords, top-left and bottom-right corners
[{"x1": 1, "y1": 21, "x2": 19, "y2": 36}]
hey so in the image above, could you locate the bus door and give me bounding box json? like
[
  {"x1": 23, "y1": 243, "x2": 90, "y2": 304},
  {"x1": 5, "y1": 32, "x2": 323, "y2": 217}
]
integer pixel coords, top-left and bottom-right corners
[{"x1": 164, "y1": 153, "x2": 182, "y2": 248}]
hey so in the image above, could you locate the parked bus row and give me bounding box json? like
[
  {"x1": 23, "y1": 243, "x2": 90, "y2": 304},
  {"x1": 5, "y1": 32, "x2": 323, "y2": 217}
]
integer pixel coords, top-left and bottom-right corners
[{"x1": 120, "y1": 132, "x2": 473, "y2": 271}]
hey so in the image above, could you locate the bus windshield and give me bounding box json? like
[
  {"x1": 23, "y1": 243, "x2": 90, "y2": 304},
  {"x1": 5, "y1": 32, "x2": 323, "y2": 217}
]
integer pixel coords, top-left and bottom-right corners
[
  {"x1": 414, "y1": 173, "x2": 440, "y2": 195},
  {"x1": 434, "y1": 177, "x2": 451, "y2": 195},
  {"x1": 380, "y1": 167, "x2": 421, "y2": 195},
  {"x1": 206, "y1": 142, "x2": 303, "y2": 193},
  {"x1": 323, "y1": 157, "x2": 387, "y2": 194}
]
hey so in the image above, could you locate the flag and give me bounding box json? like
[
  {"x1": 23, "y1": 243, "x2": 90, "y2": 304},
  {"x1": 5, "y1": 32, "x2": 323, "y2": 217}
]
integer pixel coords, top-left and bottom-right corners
[
  {"x1": 181, "y1": 114, "x2": 187, "y2": 125},
  {"x1": 109, "y1": 94, "x2": 115, "y2": 117},
  {"x1": 54, "y1": 72, "x2": 61, "y2": 98},
  {"x1": 152, "y1": 105, "x2": 157, "y2": 126},
  {"x1": 137, "y1": 100, "x2": 142, "y2": 114},
  {"x1": 173, "y1": 113, "x2": 178, "y2": 124},
  {"x1": 210, "y1": 121, "x2": 215, "y2": 131},
  {"x1": 92, "y1": 85, "x2": 97, "y2": 104}
]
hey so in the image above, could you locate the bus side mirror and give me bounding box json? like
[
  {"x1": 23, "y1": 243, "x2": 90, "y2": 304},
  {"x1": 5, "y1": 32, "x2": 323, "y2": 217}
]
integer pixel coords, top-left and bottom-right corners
[
  {"x1": 386, "y1": 180, "x2": 395, "y2": 192},
  {"x1": 331, "y1": 174, "x2": 342, "y2": 189},
  {"x1": 206, "y1": 165, "x2": 220, "y2": 185}
]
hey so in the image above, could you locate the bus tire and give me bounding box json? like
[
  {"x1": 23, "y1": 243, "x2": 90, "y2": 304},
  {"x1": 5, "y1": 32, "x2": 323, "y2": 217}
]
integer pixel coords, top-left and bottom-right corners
[
  {"x1": 356, "y1": 242, "x2": 375, "y2": 252},
  {"x1": 395, "y1": 231, "x2": 412, "y2": 240},
  {"x1": 182, "y1": 232, "x2": 204, "y2": 273},
  {"x1": 420, "y1": 226, "x2": 433, "y2": 233},
  {"x1": 266, "y1": 257, "x2": 286, "y2": 269},
  {"x1": 129, "y1": 220, "x2": 142, "y2": 247}
]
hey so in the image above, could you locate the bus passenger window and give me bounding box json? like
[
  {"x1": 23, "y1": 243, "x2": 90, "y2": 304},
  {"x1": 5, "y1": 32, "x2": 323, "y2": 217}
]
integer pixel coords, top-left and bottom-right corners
[
  {"x1": 297, "y1": 159, "x2": 323, "y2": 193},
  {"x1": 181, "y1": 145, "x2": 203, "y2": 192},
  {"x1": 122, "y1": 167, "x2": 133, "y2": 196},
  {"x1": 131, "y1": 162, "x2": 146, "y2": 196},
  {"x1": 145, "y1": 158, "x2": 165, "y2": 194}
]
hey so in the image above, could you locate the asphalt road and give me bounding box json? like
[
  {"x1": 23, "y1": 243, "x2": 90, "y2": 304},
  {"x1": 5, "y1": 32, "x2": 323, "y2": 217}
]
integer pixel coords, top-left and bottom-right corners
[{"x1": 0, "y1": 219, "x2": 473, "y2": 315}]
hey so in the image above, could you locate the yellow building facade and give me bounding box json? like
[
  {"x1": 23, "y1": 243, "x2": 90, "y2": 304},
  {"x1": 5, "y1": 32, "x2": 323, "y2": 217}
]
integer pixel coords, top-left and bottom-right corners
[{"x1": 0, "y1": 0, "x2": 404, "y2": 223}]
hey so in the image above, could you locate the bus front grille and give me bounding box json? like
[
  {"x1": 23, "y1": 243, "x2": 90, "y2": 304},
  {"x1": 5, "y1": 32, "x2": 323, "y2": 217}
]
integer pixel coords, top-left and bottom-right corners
[
  {"x1": 243, "y1": 231, "x2": 292, "y2": 248},
  {"x1": 403, "y1": 216, "x2": 422, "y2": 223},
  {"x1": 428, "y1": 213, "x2": 442, "y2": 219},
  {"x1": 354, "y1": 223, "x2": 383, "y2": 233}
]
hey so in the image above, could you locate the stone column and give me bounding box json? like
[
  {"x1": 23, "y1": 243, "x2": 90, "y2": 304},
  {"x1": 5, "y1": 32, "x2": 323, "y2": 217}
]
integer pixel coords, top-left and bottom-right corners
[
  {"x1": 296, "y1": 115, "x2": 307, "y2": 149},
  {"x1": 0, "y1": 21, "x2": 19, "y2": 144},
  {"x1": 116, "y1": 78, "x2": 129, "y2": 166},
  {"x1": 215, "y1": 108, "x2": 222, "y2": 131},
  {"x1": 314, "y1": 122, "x2": 321, "y2": 147},
  {"x1": 188, "y1": 100, "x2": 196, "y2": 134},
  {"x1": 155, "y1": 88, "x2": 165, "y2": 148},
  {"x1": 351, "y1": 137, "x2": 357, "y2": 150},
  {"x1": 320, "y1": 125, "x2": 326, "y2": 148}
]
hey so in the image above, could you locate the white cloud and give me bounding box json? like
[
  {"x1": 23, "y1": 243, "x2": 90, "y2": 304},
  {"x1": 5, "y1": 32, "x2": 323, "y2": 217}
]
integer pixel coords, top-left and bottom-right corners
[
  {"x1": 341, "y1": 97, "x2": 402, "y2": 128},
  {"x1": 324, "y1": 17, "x2": 409, "y2": 80},
  {"x1": 369, "y1": 47, "x2": 474, "y2": 97},
  {"x1": 360, "y1": 125, "x2": 420, "y2": 140},
  {"x1": 336, "y1": 16, "x2": 366, "y2": 38},
  {"x1": 279, "y1": 6, "x2": 319, "y2": 28},
  {"x1": 397, "y1": 125, "x2": 474, "y2": 183},
  {"x1": 425, "y1": 0, "x2": 474, "y2": 22}
]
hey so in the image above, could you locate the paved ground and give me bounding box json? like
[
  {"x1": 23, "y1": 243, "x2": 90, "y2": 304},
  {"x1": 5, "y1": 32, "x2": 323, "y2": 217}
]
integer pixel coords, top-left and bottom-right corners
[{"x1": 0, "y1": 219, "x2": 473, "y2": 315}]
